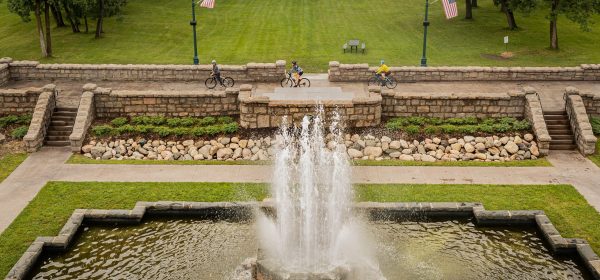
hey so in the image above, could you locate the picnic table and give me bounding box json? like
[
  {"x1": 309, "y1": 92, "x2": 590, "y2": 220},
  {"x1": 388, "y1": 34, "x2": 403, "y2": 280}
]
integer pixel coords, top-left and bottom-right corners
[{"x1": 343, "y1": 39, "x2": 366, "y2": 54}]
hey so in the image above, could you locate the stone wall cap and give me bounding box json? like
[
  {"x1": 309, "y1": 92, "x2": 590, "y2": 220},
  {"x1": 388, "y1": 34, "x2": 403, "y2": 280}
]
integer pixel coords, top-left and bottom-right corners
[
  {"x1": 0, "y1": 57, "x2": 13, "y2": 64},
  {"x1": 565, "y1": 86, "x2": 579, "y2": 95},
  {"x1": 240, "y1": 84, "x2": 253, "y2": 91},
  {"x1": 83, "y1": 83, "x2": 97, "y2": 91},
  {"x1": 522, "y1": 86, "x2": 536, "y2": 95},
  {"x1": 329, "y1": 61, "x2": 340, "y2": 67},
  {"x1": 275, "y1": 60, "x2": 286, "y2": 67},
  {"x1": 9, "y1": 60, "x2": 39, "y2": 67}
]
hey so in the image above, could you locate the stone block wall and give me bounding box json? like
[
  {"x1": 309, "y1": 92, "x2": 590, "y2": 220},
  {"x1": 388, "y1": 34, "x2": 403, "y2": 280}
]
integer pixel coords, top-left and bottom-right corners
[
  {"x1": 7, "y1": 59, "x2": 286, "y2": 83},
  {"x1": 328, "y1": 61, "x2": 600, "y2": 82},
  {"x1": 565, "y1": 87, "x2": 597, "y2": 155},
  {"x1": 94, "y1": 88, "x2": 240, "y2": 118},
  {"x1": 238, "y1": 85, "x2": 382, "y2": 128},
  {"x1": 0, "y1": 87, "x2": 45, "y2": 115},
  {"x1": 0, "y1": 64, "x2": 9, "y2": 87},
  {"x1": 70, "y1": 86, "x2": 96, "y2": 152},
  {"x1": 581, "y1": 92, "x2": 600, "y2": 118},
  {"x1": 23, "y1": 84, "x2": 57, "y2": 152},
  {"x1": 523, "y1": 87, "x2": 551, "y2": 156},
  {"x1": 381, "y1": 90, "x2": 526, "y2": 119}
]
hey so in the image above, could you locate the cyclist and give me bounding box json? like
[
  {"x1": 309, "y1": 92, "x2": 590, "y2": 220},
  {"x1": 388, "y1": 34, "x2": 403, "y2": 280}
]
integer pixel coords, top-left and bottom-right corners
[
  {"x1": 211, "y1": 60, "x2": 223, "y2": 86},
  {"x1": 290, "y1": 61, "x2": 304, "y2": 87},
  {"x1": 375, "y1": 59, "x2": 391, "y2": 85}
]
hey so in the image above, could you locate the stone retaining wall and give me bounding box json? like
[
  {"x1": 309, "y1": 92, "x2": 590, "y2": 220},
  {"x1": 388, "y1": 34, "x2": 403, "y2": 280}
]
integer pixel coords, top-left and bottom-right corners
[
  {"x1": 581, "y1": 92, "x2": 600, "y2": 118},
  {"x1": 6, "y1": 59, "x2": 286, "y2": 83},
  {"x1": 0, "y1": 87, "x2": 44, "y2": 115},
  {"x1": 328, "y1": 61, "x2": 600, "y2": 82},
  {"x1": 6, "y1": 201, "x2": 600, "y2": 280},
  {"x1": 94, "y1": 87, "x2": 240, "y2": 118},
  {"x1": 381, "y1": 90, "x2": 526, "y2": 119},
  {"x1": 69, "y1": 85, "x2": 96, "y2": 152},
  {"x1": 0, "y1": 64, "x2": 9, "y2": 87},
  {"x1": 238, "y1": 85, "x2": 382, "y2": 128},
  {"x1": 523, "y1": 87, "x2": 551, "y2": 156},
  {"x1": 23, "y1": 84, "x2": 57, "y2": 152},
  {"x1": 565, "y1": 87, "x2": 597, "y2": 155}
]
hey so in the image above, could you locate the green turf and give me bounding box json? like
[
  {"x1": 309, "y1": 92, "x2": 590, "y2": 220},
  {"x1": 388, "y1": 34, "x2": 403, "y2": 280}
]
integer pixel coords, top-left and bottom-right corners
[
  {"x1": 590, "y1": 141, "x2": 600, "y2": 168},
  {"x1": 2, "y1": 0, "x2": 600, "y2": 71},
  {"x1": 0, "y1": 153, "x2": 27, "y2": 183},
  {"x1": 1, "y1": 182, "x2": 599, "y2": 277},
  {"x1": 68, "y1": 153, "x2": 551, "y2": 166}
]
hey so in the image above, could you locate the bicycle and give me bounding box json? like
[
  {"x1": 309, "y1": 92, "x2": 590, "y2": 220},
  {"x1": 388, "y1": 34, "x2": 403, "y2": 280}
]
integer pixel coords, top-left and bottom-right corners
[
  {"x1": 368, "y1": 72, "x2": 398, "y2": 89},
  {"x1": 280, "y1": 72, "x2": 311, "y2": 88},
  {"x1": 205, "y1": 75, "x2": 235, "y2": 89}
]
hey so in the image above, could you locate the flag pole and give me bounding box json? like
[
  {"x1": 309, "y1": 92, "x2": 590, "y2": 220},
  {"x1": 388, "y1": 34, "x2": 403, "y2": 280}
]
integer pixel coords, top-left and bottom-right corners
[
  {"x1": 190, "y1": 0, "x2": 199, "y2": 65},
  {"x1": 420, "y1": 0, "x2": 430, "y2": 67}
]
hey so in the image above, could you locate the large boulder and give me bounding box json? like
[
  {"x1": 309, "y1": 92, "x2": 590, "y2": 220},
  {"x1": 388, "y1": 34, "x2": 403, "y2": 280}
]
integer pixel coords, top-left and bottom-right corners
[
  {"x1": 504, "y1": 141, "x2": 519, "y2": 154},
  {"x1": 363, "y1": 147, "x2": 383, "y2": 157},
  {"x1": 347, "y1": 148, "x2": 363, "y2": 159}
]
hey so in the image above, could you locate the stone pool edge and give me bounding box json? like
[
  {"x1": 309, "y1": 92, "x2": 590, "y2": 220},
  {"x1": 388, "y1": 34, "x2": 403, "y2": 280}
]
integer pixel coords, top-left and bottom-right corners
[{"x1": 5, "y1": 201, "x2": 600, "y2": 280}]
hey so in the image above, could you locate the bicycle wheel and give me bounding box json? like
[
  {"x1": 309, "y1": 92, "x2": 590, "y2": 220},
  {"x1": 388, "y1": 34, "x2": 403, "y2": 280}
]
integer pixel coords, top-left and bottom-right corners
[
  {"x1": 367, "y1": 77, "x2": 380, "y2": 87},
  {"x1": 386, "y1": 77, "x2": 398, "y2": 89},
  {"x1": 222, "y1": 77, "x2": 235, "y2": 88},
  {"x1": 281, "y1": 77, "x2": 293, "y2": 87},
  {"x1": 205, "y1": 78, "x2": 217, "y2": 89},
  {"x1": 298, "y1": 78, "x2": 311, "y2": 87}
]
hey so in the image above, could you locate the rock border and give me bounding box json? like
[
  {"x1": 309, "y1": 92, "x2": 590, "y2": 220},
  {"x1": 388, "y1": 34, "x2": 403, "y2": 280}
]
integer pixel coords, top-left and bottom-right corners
[{"x1": 5, "y1": 201, "x2": 600, "y2": 280}]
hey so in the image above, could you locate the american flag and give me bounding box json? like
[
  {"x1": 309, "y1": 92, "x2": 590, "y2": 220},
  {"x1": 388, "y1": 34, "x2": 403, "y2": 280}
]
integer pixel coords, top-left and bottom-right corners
[
  {"x1": 442, "y1": 0, "x2": 458, "y2": 19},
  {"x1": 198, "y1": 0, "x2": 215, "y2": 9}
]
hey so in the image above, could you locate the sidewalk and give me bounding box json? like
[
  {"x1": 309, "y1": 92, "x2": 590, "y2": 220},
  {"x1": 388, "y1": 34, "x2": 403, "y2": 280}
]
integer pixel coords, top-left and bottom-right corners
[{"x1": 0, "y1": 147, "x2": 599, "y2": 234}]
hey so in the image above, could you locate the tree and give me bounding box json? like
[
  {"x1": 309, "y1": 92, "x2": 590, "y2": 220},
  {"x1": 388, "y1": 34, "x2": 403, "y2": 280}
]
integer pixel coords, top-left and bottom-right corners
[
  {"x1": 7, "y1": 0, "x2": 52, "y2": 57},
  {"x1": 542, "y1": 0, "x2": 600, "y2": 49},
  {"x1": 493, "y1": 0, "x2": 537, "y2": 30},
  {"x1": 472, "y1": 0, "x2": 478, "y2": 8},
  {"x1": 86, "y1": 0, "x2": 126, "y2": 38},
  {"x1": 465, "y1": 0, "x2": 473, "y2": 19}
]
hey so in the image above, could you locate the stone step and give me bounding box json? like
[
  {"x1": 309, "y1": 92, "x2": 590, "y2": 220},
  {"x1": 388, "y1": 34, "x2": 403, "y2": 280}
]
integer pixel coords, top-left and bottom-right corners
[
  {"x1": 48, "y1": 125, "x2": 73, "y2": 131},
  {"x1": 55, "y1": 107, "x2": 78, "y2": 112},
  {"x1": 545, "y1": 119, "x2": 569, "y2": 125},
  {"x1": 45, "y1": 140, "x2": 70, "y2": 146},
  {"x1": 543, "y1": 110, "x2": 567, "y2": 116},
  {"x1": 51, "y1": 120, "x2": 75, "y2": 126},
  {"x1": 550, "y1": 144, "x2": 577, "y2": 150},
  {"x1": 548, "y1": 130, "x2": 573, "y2": 136},
  {"x1": 550, "y1": 139, "x2": 575, "y2": 145},
  {"x1": 47, "y1": 130, "x2": 71, "y2": 136},
  {"x1": 544, "y1": 115, "x2": 568, "y2": 121},
  {"x1": 551, "y1": 135, "x2": 574, "y2": 140},
  {"x1": 46, "y1": 135, "x2": 69, "y2": 141},
  {"x1": 51, "y1": 115, "x2": 76, "y2": 122},
  {"x1": 52, "y1": 111, "x2": 77, "y2": 117},
  {"x1": 547, "y1": 124, "x2": 571, "y2": 130}
]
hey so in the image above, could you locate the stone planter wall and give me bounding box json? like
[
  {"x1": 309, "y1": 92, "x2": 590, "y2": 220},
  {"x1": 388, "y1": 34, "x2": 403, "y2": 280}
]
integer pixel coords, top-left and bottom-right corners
[
  {"x1": 0, "y1": 64, "x2": 9, "y2": 87},
  {"x1": 6, "y1": 59, "x2": 286, "y2": 83},
  {"x1": 69, "y1": 85, "x2": 96, "y2": 152},
  {"x1": 23, "y1": 84, "x2": 57, "y2": 152},
  {"x1": 328, "y1": 61, "x2": 600, "y2": 82},
  {"x1": 581, "y1": 91, "x2": 600, "y2": 118},
  {"x1": 523, "y1": 87, "x2": 551, "y2": 156},
  {"x1": 93, "y1": 87, "x2": 240, "y2": 118},
  {"x1": 238, "y1": 85, "x2": 382, "y2": 129},
  {"x1": 6, "y1": 201, "x2": 600, "y2": 280},
  {"x1": 0, "y1": 87, "x2": 44, "y2": 115},
  {"x1": 565, "y1": 87, "x2": 597, "y2": 155},
  {"x1": 381, "y1": 90, "x2": 526, "y2": 119}
]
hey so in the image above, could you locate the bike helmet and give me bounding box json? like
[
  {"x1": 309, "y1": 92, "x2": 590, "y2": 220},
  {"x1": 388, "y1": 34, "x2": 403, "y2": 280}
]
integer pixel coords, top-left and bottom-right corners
[
  {"x1": 380, "y1": 59, "x2": 385, "y2": 65},
  {"x1": 292, "y1": 61, "x2": 297, "y2": 65},
  {"x1": 211, "y1": 60, "x2": 216, "y2": 64}
]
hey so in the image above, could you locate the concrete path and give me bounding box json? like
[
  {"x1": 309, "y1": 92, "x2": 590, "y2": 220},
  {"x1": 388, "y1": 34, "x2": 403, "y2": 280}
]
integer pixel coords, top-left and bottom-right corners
[{"x1": 1, "y1": 147, "x2": 600, "y2": 234}]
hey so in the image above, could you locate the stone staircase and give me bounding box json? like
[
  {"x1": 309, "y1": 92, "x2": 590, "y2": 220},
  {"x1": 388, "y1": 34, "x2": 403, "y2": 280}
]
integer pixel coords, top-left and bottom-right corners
[
  {"x1": 543, "y1": 110, "x2": 576, "y2": 150},
  {"x1": 45, "y1": 107, "x2": 77, "y2": 147}
]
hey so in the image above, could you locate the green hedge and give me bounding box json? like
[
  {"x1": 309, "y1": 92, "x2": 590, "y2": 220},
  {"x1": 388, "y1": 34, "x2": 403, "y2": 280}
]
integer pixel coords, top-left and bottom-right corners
[
  {"x1": 385, "y1": 117, "x2": 531, "y2": 135},
  {"x1": 91, "y1": 116, "x2": 239, "y2": 137},
  {"x1": 591, "y1": 117, "x2": 600, "y2": 136}
]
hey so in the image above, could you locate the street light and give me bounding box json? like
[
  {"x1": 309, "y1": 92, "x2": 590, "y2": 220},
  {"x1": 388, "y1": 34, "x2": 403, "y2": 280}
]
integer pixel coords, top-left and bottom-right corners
[
  {"x1": 190, "y1": 0, "x2": 199, "y2": 65},
  {"x1": 420, "y1": 0, "x2": 430, "y2": 67}
]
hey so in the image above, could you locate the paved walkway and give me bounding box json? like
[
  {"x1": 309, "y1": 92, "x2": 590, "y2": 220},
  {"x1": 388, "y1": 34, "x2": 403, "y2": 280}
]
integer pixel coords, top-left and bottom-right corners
[{"x1": 1, "y1": 147, "x2": 599, "y2": 234}]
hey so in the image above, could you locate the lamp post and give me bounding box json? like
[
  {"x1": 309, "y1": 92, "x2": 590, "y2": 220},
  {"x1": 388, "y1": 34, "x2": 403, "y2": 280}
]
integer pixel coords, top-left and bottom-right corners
[
  {"x1": 190, "y1": 0, "x2": 199, "y2": 65},
  {"x1": 420, "y1": 0, "x2": 430, "y2": 67}
]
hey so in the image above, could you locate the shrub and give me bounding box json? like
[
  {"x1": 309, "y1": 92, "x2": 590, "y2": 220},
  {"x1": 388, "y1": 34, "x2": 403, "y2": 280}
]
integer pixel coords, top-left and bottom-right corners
[
  {"x1": 131, "y1": 116, "x2": 166, "y2": 126},
  {"x1": 512, "y1": 120, "x2": 531, "y2": 131},
  {"x1": 91, "y1": 125, "x2": 114, "y2": 136},
  {"x1": 222, "y1": 122, "x2": 239, "y2": 133},
  {"x1": 0, "y1": 115, "x2": 19, "y2": 128},
  {"x1": 477, "y1": 124, "x2": 495, "y2": 134},
  {"x1": 439, "y1": 124, "x2": 459, "y2": 134},
  {"x1": 591, "y1": 117, "x2": 600, "y2": 135},
  {"x1": 134, "y1": 125, "x2": 153, "y2": 134},
  {"x1": 217, "y1": 116, "x2": 235, "y2": 124},
  {"x1": 115, "y1": 124, "x2": 136, "y2": 134},
  {"x1": 171, "y1": 127, "x2": 190, "y2": 136},
  {"x1": 111, "y1": 117, "x2": 128, "y2": 127},
  {"x1": 424, "y1": 126, "x2": 439, "y2": 135},
  {"x1": 199, "y1": 116, "x2": 216, "y2": 126},
  {"x1": 492, "y1": 123, "x2": 512, "y2": 133},
  {"x1": 154, "y1": 127, "x2": 172, "y2": 137},
  {"x1": 405, "y1": 125, "x2": 420, "y2": 135},
  {"x1": 10, "y1": 126, "x2": 28, "y2": 139}
]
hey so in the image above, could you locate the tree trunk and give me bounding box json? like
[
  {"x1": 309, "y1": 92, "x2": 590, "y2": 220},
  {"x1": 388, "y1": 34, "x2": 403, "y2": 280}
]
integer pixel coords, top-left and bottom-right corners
[
  {"x1": 62, "y1": 1, "x2": 80, "y2": 33},
  {"x1": 465, "y1": 0, "x2": 473, "y2": 19},
  {"x1": 84, "y1": 15, "x2": 89, "y2": 33},
  {"x1": 501, "y1": 0, "x2": 517, "y2": 30},
  {"x1": 472, "y1": 0, "x2": 478, "y2": 8},
  {"x1": 44, "y1": 0, "x2": 53, "y2": 56},
  {"x1": 550, "y1": 0, "x2": 559, "y2": 49},
  {"x1": 50, "y1": 2, "x2": 65, "y2": 27},
  {"x1": 35, "y1": 0, "x2": 48, "y2": 57},
  {"x1": 95, "y1": 0, "x2": 104, "y2": 38}
]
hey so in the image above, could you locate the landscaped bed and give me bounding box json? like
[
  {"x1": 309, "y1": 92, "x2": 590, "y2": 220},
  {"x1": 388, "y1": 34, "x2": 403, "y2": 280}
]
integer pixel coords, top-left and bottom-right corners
[
  {"x1": 590, "y1": 117, "x2": 600, "y2": 168},
  {"x1": 80, "y1": 116, "x2": 543, "y2": 164},
  {"x1": 0, "y1": 115, "x2": 31, "y2": 143},
  {"x1": 1, "y1": 182, "x2": 599, "y2": 278}
]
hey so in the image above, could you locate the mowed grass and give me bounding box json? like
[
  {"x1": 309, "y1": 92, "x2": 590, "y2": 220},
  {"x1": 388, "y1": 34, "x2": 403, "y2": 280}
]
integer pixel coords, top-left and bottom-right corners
[
  {"x1": 0, "y1": 153, "x2": 27, "y2": 183},
  {"x1": 590, "y1": 141, "x2": 600, "y2": 168},
  {"x1": 1, "y1": 182, "x2": 599, "y2": 277},
  {"x1": 67, "y1": 153, "x2": 551, "y2": 166},
  {"x1": 2, "y1": 0, "x2": 600, "y2": 71}
]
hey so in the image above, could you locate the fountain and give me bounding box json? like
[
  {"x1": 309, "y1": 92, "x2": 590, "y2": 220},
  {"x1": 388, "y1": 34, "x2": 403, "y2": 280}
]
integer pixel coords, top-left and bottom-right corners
[{"x1": 256, "y1": 110, "x2": 384, "y2": 280}]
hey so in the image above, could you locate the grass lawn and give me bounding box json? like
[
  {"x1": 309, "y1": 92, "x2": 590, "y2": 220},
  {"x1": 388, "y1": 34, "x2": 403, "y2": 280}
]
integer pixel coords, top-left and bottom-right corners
[
  {"x1": 2, "y1": 0, "x2": 600, "y2": 71},
  {"x1": 68, "y1": 153, "x2": 551, "y2": 166},
  {"x1": 1, "y1": 182, "x2": 599, "y2": 277},
  {"x1": 589, "y1": 141, "x2": 600, "y2": 168},
  {"x1": 0, "y1": 153, "x2": 27, "y2": 183}
]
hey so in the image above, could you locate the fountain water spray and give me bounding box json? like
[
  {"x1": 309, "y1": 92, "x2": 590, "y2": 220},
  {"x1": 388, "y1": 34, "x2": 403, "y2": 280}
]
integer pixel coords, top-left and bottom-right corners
[{"x1": 257, "y1": 108, "x2": 384, "y2": 279}]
